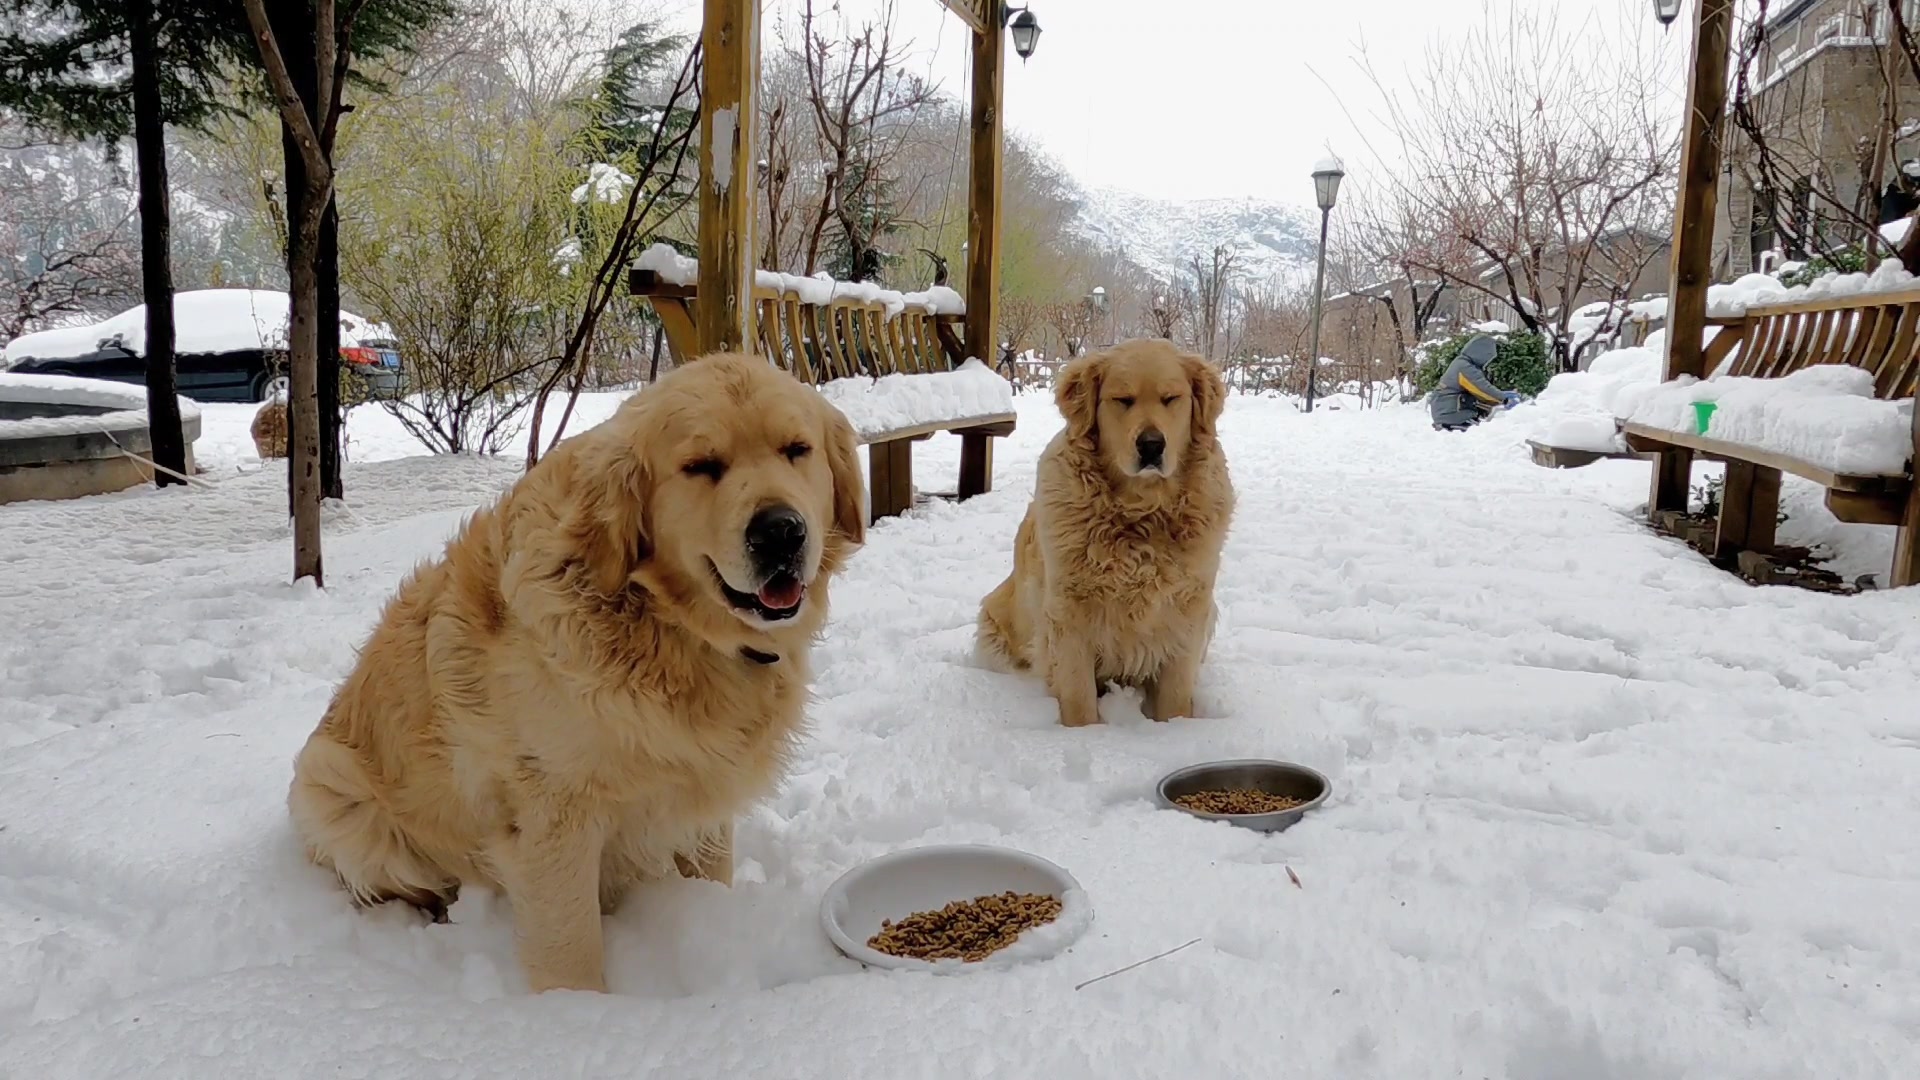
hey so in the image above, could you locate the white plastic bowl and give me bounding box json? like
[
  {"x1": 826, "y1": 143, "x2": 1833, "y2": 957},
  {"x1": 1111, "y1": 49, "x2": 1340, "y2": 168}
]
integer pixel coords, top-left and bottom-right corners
[{"x1": 820, "y1": 844, "x2": 1093, "y2": 972}]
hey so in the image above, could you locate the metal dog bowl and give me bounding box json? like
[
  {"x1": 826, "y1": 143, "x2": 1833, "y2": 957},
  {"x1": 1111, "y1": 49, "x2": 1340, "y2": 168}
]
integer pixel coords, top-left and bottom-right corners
[
  {"x1": 820, "y1": 844, "x2": 1092, "y2": 972},
  {"x1": 1155, "y1": 759, "x2": 1330, "y2": 833}
]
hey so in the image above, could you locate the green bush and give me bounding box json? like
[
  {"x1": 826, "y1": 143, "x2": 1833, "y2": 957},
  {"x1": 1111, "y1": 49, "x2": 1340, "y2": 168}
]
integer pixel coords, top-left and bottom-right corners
[
  {"x1": 1778, "y1": 248, "x2": 1868, "y2": 288},
  {"x1": 1413, "y1": 328, "x2": 1553, "y2": 398}
]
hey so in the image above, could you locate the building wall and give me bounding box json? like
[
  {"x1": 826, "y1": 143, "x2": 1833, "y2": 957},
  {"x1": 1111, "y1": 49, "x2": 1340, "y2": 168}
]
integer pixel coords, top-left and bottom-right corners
[{"x1": 1715, "y1": 0, "x2": 1920, "y2": 275}]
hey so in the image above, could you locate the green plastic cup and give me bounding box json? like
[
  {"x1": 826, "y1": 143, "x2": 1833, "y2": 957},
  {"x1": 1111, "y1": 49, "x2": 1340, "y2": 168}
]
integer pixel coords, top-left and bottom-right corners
[{"x1": 1692, "y1": 400, "x2": 1717, "y2": 434}]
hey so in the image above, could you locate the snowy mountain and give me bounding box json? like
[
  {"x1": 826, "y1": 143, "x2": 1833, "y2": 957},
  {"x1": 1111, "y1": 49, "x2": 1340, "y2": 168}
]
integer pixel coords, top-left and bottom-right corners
[{"x1": 1073, "y1": 186, "x2": 1322, "y2": 289}]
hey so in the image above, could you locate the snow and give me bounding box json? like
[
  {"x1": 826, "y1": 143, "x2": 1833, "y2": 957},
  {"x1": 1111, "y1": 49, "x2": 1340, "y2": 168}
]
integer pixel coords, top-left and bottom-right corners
[
  {"x1": 1468, "y1": 319, "x2": 1509, "y2": 334},
  {"x1": 3, "y1": 290, "x2": 393, "y2": 365},
  {"x1": 4, "y1": 392, "x2": 1920, "y2": 1077},
  {"x1": 571, "y1": 162, "x2": 634, "y2": 205},
  {"x1": 1619, "y1": 365, "x2": 1915, "y2": 477},
  {"x1": 813, "y1": 358, "x2": 1013, "y2": 440},
  {"x1": 1880, "y1": 216, "x2": 1911, "y2": 247},
  {"x1": 634, "y1": 242, "x2": 698, "y2": 285},
  {"x1": 631, "y1": 244, "x2": 966, "y2": 317},
  {"x1": 0, "y1": 371, "x2": 202, "y2": 441},
  {"x1": 1627, "y1": 261, "x2": 1920, "y2": 323},
  {"x1": 1072, "y1": 188, "x2": 1317, "y2": 289}
]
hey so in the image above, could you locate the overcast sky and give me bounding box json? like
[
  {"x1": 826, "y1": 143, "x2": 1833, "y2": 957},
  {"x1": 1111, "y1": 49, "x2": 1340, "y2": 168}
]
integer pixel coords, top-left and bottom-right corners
[{"x1": 655, "y1": 0, "x2": 1689, "y2": 207}]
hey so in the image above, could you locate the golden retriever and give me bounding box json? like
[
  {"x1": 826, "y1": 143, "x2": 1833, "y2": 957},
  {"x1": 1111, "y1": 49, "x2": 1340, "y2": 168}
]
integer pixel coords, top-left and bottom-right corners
[
  {"x1": 977, "y1": 339, "x2": 1233, "y2": 727},
  {"x1": 287, "y1": 353, "x2": 864, "y2": 993}
]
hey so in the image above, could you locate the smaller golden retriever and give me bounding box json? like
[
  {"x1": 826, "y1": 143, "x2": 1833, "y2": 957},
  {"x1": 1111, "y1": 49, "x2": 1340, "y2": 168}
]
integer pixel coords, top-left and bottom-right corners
[
  {"x1": 287, "y1": 353, "x2": 864, "y2": 993},
  {"x1": 977, "y1": 339, "x2": 1233, "y2": 727}
]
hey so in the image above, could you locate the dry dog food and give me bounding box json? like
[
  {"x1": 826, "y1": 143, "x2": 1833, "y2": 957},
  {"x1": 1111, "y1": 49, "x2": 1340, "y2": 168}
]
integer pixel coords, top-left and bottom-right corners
[
  {"x1": 867, "y1": 891, "x2": 1063, "y2": 962},
  {"x1": 1173, "y1": 788, "x2": 1304, "y2": 815}
]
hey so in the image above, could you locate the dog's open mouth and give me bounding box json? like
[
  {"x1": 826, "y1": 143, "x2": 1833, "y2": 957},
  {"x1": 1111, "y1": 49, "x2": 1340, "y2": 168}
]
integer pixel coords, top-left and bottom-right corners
[{"x1": 712, "y1": 562, "x2": 806, "y2": 621}]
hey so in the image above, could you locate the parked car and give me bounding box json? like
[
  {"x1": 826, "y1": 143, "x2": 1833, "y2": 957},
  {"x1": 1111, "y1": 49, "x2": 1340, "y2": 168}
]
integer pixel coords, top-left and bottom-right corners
[{"x1": 1, "y1": 289, "x2": 404, "y2": 403}]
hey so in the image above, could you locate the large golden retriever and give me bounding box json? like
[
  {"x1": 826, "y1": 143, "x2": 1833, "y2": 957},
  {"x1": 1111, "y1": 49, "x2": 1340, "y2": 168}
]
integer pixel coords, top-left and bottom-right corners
[
  {"x1": 287, "y1": 353, "x2": 864, "y2": 993},
  {"x1": 977, "y1": 339, "x2": 1233, "y2": 728}
]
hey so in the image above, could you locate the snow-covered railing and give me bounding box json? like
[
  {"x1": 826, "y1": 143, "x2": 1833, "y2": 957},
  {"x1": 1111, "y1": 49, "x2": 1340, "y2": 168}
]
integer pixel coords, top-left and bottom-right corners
[
  {"x1": 629, "y1": 244, "x2": 967, "y2": 381},
  {"x1": 626, "y1": 244, "x2": 1013, "y2": 522}
]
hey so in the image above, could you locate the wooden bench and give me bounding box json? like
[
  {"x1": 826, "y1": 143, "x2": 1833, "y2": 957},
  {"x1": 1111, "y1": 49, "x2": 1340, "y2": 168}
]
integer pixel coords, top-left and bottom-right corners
[
  {"x1": 1526, "y1": 440, "x2": 1655, "y2": 469},
  {"x1": 1621, "y1": 290, "x2": 1920, "y2": 587},
  {"x1": 628, "y1": 269, "x2": 1016, "y2": 524}
]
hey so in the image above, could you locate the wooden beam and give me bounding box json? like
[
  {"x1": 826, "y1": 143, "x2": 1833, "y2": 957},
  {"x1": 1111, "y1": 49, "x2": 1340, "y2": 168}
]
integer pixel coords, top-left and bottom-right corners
[
  {"x1": 1896, "y1": 398, "x2": 1920, "y2": 587},
  {"x1": 935, "y1": 0, "x2": 989, "y2": 34},
  {"x1": 1713, "y1": 461, "x2": 1780, "y2": 563},
  {"x1": 958, "y1": 431, "x2": 994, "y2": 499},
  {"x1": 964, "y1": 16, "x2": 1004, "y2": 368},
  {"x1": 1622, "y1": 422, "x2": 1899, "y2": 492},
  {"x1": 868, "y1": 438, "x2": 914, "y2": 522},
  {"x1": 697, "y1": 0, "x2": 758, "y2": 355},
  {"x1": 1825, "y1": 488, "x2": 1907, "y2": 526},
  {"x1": 1650, "y1": 0, "x2": 1734, "y2": 514}
]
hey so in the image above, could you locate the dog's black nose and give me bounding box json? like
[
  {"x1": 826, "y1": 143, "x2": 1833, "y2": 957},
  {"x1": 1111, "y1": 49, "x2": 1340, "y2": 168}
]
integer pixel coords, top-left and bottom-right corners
[
  {"x1": 1135, "y1": 430, "x2": 1166, "y2": 467},
  {"x1": 746, "y1": 505, "x2": 807, "y2": 562}
]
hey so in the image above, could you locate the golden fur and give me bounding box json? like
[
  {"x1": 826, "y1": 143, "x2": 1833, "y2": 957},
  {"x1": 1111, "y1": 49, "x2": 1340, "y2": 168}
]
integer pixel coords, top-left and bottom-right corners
[
  {"x1": 287, "y1": 353, "x2": 865, "y2": 993},
  {"x1": 977, "y1": 339, "x2": 1233, "y2": 727}
]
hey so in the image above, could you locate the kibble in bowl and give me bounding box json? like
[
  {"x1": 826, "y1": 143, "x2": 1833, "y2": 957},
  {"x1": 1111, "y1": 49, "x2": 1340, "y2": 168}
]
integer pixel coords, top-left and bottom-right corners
[
  {"x1": 1157, "y1": 759, "x2": 1330, "y2": 833},
  {"x1": 821, "y1": 845, "x2": 1091, "y2": 971},
  {"x1": 867, "y1": 890, "x2": 1064, "y2": 963}
]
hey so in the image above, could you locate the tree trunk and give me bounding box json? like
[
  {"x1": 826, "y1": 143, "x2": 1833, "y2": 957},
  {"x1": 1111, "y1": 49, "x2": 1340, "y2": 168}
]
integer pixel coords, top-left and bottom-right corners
[
  {"x1": 273, "y1": 4, "x2": 344, "y2": 502},
  {"x1": 128, "y1": 0, "x2": 186, "y2": 489},
  {"x1": 288, "y1": 209, "x2": 325, "y2": 585},
  {"x1": 318, "y1": 193, "x2": 342, "y2": 499}
]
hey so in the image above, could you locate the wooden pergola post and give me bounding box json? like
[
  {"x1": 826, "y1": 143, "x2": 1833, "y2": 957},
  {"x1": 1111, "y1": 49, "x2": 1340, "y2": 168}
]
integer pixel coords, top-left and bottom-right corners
[
  {"x1": 697, "y1": 0, "x2": 759, "y2": 355},
  {"x1": 1649, "y1": 0, "x2": 1734, "y2": 514},
  {"x1": 964, "y1": 2, "x2": 1004, "y2": 371}
]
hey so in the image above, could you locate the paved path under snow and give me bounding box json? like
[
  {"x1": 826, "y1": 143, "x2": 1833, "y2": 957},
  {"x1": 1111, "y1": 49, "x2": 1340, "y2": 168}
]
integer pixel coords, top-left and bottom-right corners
[{"x1": 1, "y1": 394, "x2": 1917, "y2": 1078}]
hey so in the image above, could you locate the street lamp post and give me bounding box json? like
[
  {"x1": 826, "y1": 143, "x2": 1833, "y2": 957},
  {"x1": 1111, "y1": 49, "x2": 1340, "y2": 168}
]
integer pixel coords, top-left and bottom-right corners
[
  {"x1": 1088, "y1": 285, "x2": 1108, "y2": 347},
  {"x1": 1304, "y1": 155, "x2": 1345, "y2": 414}
]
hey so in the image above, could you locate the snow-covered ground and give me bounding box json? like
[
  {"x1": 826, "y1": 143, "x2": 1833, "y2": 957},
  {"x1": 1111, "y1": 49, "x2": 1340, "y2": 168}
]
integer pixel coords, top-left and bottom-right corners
[{"x1": 3, "y1": 391, "x2": 1918, "y2": 1078}]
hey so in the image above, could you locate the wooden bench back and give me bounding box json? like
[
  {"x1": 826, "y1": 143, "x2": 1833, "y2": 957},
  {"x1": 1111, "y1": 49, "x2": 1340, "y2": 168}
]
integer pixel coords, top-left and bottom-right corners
[
  {"x1": 628, "y1": 270, "x2": 966, "y2": 387},
  {"x1": 1710, "y1": 287, "x2": 1920, "y2": 399}
]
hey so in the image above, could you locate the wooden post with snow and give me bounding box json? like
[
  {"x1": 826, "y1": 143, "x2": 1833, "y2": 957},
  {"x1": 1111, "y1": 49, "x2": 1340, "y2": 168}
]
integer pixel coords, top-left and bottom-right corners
[
  {"x1": 964, "y1": 0, "x2": 1004, "y2": 372},
  {"x1": 1649, "y1": 0, "x2": 1734, "y2": 514},
  {"x1": 697, "y1": 0, "x2": 759, "y2": 355}
]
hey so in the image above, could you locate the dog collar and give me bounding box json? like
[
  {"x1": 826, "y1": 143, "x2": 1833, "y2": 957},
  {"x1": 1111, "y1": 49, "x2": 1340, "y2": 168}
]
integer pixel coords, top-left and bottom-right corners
[{"x1": 740, "y1": 646, "x2": 781, "y2": 666}]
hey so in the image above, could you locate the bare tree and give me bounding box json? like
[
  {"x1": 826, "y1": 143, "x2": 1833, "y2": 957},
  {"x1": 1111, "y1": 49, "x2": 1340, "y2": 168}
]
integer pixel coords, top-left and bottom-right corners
[
  {"x1": 1140, "y1": 278, "x2": 1194, "y2": 341},
  {"x1": 1000, "y1": 292, "x2": 1042, "y2": 365},
  {"x1": 796, "y1": 0, "x2": 937, "y2": 279},
  {"x1": 1188, "y1": 244, "x2": 1239, "y2": 361},
  {"x1": 0, "y1": 130, "x2": 141, "y2": 339},
  {"x1": 1356, "y1": 2, "x2": 1679, "y2": 370},
  {"x1": 1045, "y1": 296, "x2": 1099, "y2": 357}
]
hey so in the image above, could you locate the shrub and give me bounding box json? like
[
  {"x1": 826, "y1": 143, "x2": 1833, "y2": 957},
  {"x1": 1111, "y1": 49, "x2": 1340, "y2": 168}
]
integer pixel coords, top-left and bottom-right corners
[
  {"x1": 1778, "y1": 248, "x2": 1868, "y2": 288},
  {"x1": 1413, "y1": 328, "x2": 1553, "y2": 398}
]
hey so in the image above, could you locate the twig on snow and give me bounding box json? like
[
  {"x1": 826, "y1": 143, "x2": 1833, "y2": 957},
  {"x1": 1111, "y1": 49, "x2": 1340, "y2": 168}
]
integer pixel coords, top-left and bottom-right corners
[{"x1": 1073, "y1": 937, "x2": 1202, "y2": 991}]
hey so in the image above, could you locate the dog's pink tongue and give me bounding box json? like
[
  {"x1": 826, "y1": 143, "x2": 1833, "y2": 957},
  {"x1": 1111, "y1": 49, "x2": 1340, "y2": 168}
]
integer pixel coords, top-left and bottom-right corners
[{"x1": 757, "y1": 577, "x2": 804, "y2": 610}]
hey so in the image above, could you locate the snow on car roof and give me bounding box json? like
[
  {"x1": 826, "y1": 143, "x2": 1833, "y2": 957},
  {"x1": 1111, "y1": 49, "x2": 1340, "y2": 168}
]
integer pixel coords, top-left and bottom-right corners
[{"x1": 2, "y1": 289, "x2": 394, "y2": 366}]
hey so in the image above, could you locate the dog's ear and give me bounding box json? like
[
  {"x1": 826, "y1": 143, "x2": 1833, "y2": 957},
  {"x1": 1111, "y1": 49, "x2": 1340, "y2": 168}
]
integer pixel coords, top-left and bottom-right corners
[
  {"x1": 1183, "y1": 353, "x2": 1226, "y2": 441},
  {"x1": 1055, "y1": 352, "x2": 1104, "y2": 450},
  {"x1": 822, "y1": 401, "x2": 866, "y2": 548},
  {"x1": 569, "y1": 432, "x2": 654, "y2": 596}
]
